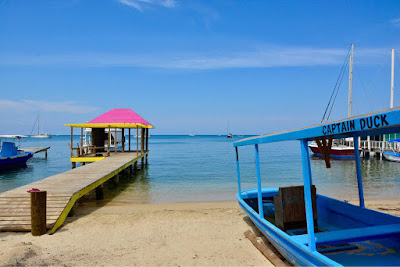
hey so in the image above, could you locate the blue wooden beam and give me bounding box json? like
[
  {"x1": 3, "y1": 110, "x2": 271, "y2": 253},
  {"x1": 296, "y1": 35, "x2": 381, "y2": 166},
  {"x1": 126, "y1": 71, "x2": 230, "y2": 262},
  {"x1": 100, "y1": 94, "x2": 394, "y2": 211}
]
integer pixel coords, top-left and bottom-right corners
[
  {"x1": 300, "y1": 139, "x2": 316, "y2": 252},
  {"x1": 353, "y1": 134, "x2": 365, "y2": 208},
  {"x1": 234, "y1": 107, "x2": 400, "y2": 147},
  {"x1": 235, "y1": 147, "x2": 242, "y2": 198},
  {"x1": 255, "y1": 144, "x2": 264, "y2": 218},
  {"x1": 291, "y1": 223, "x2": 400, "y2": 247}
]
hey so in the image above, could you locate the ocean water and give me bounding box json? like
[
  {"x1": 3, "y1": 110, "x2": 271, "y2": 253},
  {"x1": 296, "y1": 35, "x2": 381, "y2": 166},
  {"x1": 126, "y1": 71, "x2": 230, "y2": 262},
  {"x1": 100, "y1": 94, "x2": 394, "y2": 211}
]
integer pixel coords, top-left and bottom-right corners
[{"x1": 0, "y1": 135, "x2": 399, "y2": 204}]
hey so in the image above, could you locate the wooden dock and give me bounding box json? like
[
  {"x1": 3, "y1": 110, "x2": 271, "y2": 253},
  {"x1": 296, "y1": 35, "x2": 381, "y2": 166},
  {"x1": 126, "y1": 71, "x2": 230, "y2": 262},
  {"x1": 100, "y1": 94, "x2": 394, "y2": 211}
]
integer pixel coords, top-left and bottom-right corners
[
  {"x1": 0, "y1": 151, "x2": 147, "y2": 234},
  {"x1": 22, "y1": 147, "x2": 50, "y2": 158}
]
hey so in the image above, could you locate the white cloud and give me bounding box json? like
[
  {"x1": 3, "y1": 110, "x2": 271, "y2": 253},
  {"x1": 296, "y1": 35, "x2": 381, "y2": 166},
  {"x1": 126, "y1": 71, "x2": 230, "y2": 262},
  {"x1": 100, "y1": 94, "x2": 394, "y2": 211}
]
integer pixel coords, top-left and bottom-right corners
[
  {"x1": 117, "y1": 0, "x2": 176, "y2": 12},
  {"x1": 0, "y1": 45, "x2": 393, "y2": 70},
  {"x1": 0, "y1": 100, "x2": 98, "y2": 114},
  {"x1": 390, "y1": 18, "x2": 400, "y2": 27}
]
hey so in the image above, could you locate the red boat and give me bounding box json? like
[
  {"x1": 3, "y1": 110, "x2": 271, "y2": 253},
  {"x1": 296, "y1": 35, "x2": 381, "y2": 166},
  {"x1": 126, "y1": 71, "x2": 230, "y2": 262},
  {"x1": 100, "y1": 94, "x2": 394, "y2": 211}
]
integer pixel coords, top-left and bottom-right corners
[{"x1": 308, "y1": 141, "x2": 359, "y2": 158}]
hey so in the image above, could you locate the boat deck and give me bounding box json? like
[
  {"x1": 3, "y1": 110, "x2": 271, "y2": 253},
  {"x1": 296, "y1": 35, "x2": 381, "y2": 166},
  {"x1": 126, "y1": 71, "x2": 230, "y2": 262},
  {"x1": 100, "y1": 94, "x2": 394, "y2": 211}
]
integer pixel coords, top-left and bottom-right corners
[{"x1": 0, "y1": 151, "x2": 147, "y2": 234}]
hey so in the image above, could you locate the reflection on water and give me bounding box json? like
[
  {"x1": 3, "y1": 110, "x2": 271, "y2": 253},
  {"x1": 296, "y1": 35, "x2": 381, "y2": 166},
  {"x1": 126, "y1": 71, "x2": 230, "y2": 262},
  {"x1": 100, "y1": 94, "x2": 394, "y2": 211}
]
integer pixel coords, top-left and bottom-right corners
[{"x1": 309, "y1": 156, "x2": 400, "y2": 200}]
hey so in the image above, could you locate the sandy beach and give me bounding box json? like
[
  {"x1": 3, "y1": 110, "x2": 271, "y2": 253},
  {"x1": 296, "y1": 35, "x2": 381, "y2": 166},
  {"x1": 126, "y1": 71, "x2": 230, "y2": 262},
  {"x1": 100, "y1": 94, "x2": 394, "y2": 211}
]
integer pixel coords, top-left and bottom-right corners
[
  {"x1": 0, "y1": 201, "x2": 273, "y2": 266},
  {"x1": 0, "y1": 198, "x2": 399, "y2": 266}
]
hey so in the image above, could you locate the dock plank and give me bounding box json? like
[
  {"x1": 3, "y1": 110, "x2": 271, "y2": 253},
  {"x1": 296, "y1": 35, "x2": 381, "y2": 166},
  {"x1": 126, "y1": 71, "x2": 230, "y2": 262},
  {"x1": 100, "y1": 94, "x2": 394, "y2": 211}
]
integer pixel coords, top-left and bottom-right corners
[
  {"x1": 22, "y1": 147, "x2": 50, "y2": 154},
  {"x1": 0, "y1": 151, "x2": 147, "y2": 233}
]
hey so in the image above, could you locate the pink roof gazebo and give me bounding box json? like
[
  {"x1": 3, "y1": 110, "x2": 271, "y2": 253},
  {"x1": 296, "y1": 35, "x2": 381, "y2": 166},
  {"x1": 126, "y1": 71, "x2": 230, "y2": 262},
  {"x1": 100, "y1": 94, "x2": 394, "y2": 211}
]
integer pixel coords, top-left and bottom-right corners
[
  {"x1": 64, "y1": 108, "x2": 153, "y2": 166},
  {"x1": 66, "y1": 108, "x2": 153, "y2": 128}
]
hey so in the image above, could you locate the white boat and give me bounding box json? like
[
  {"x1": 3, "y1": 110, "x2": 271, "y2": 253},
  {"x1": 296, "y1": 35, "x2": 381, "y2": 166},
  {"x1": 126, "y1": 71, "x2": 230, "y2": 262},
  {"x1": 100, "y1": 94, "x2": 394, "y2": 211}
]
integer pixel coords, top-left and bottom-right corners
[
  {"x1": 382, "y1": 138, "x2": 400, "y2": 162},
  {"x1": 383, "y1": 151, "x2": 400, "y2": 162},
  {"x1": 31, "y1": 114, "x2": 51, "y2": 138}
]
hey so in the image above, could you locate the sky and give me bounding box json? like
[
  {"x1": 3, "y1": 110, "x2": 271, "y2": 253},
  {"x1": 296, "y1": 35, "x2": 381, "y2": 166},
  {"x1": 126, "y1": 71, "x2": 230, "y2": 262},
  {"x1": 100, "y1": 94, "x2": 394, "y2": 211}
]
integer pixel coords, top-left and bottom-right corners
[{"x1": 1, "y1": 0, "x2": 400, "y2": 135}]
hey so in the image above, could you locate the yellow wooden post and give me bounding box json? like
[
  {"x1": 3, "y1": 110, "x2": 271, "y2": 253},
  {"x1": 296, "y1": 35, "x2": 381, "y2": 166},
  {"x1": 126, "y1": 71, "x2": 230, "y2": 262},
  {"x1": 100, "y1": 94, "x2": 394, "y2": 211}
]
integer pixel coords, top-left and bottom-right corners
[{"x1": 136, "y1": 127, "x2": 139, "y2": 157}]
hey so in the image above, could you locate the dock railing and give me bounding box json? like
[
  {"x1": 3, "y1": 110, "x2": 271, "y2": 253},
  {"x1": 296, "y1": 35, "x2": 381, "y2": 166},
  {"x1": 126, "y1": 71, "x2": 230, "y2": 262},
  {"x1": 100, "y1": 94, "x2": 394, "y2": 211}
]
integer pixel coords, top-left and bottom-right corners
[{"x1": 347, "y1": 140, "x2": 398, "y2": 152}]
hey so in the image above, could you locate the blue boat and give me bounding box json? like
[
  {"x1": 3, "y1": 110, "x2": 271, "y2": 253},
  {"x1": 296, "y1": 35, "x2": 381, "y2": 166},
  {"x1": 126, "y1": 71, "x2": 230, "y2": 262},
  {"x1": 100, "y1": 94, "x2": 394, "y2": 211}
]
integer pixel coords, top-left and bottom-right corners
[
  {"x1": 234, "y1": 107, "x2": 400, "y2": 266},
  {"x1": 0, "y1": 135, "x2": 33, "y2": 170},
  {"x1": 382, "y1": 138, "x2": 400, "y2": 162}
]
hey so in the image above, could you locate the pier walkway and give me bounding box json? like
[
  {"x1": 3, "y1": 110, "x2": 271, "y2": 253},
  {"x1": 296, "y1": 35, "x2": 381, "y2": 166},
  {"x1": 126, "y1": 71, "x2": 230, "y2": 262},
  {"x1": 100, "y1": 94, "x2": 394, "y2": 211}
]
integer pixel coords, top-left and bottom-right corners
[
  {"x1": 0, "y1": 151, "x2": 147, "y2": 234},
  {"x1": 22, "y1": 147, "x2": 50, "y2": 158}
]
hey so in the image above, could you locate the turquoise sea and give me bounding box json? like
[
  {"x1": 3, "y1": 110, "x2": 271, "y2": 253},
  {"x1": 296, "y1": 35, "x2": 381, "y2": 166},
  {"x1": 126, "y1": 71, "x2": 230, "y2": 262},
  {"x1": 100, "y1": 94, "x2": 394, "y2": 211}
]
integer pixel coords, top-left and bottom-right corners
[{"x1": 0, "y1": 135, "x2": 399, "y2": 203}]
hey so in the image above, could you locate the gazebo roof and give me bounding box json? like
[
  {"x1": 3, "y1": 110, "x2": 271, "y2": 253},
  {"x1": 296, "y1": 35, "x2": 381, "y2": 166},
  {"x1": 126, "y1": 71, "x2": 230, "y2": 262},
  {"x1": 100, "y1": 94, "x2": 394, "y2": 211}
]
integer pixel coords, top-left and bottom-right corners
[{"x1": 64, "y1": 108, "x2": 153, "y2": 128}]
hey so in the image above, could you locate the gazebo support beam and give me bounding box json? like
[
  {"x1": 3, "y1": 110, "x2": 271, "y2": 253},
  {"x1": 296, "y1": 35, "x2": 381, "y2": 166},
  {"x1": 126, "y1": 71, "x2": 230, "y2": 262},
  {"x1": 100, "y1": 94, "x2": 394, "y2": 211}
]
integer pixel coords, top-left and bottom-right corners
[
  {"x1": 108, "y1": 127, "x2": 111, "y2": 156},
  {"x1": 122, "y1": 128, "x2": 125, "y2": 153},
  {"x1": 80, "y1": 128, "x2": 84, "y2": 156},
  {"x1": 115, "y1": 128, "x2": 117, "y2": 155},
  {"x1": 129, "y1": 128, "x2": 131, "y2": 152},
  {"x1": 141, "y1": 128, "x2": 145, "y2": 164}
]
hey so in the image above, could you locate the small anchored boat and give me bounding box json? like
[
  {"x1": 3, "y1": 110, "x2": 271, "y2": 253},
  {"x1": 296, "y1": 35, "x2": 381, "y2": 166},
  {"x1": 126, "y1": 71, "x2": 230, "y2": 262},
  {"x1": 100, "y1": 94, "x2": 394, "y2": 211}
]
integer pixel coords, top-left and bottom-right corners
[
  {"x1": 308, "y1": 139, "x2": 359, "y2": 159},
  {"x1": 0, "y1": 135, "x2": 33, "y2": 169},
  {"x1": 30, "y1": 114, "x2": 51, "y2": 138},
  {"x1": 382, "y1": 138, "x2": 400, "y2": 162},
  {"x1": 227, "y1": 120, "x2": 233, "y2": 138},
  {"x1": 234, "y1": 107, "x2": 400, "y2": 266}
]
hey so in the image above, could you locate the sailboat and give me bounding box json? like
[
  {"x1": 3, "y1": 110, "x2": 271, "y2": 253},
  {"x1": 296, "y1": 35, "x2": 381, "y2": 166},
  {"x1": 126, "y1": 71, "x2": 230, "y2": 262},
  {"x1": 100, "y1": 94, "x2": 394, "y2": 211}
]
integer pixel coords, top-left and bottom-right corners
[
  {"x1": 309, "y1": 44, "x2": 357, "y2": 158},
  {"x1": 31, "y1": 114, "x2": 51, "y2": 138},
  {"x1": 227, "y1": 120, "x2": 233, "y2": 138}
]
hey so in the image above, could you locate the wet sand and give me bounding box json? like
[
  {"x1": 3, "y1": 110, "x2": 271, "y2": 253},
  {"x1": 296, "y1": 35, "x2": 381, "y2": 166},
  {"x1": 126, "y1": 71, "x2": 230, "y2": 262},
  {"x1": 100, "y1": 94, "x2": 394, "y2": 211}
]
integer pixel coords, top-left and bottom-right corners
[{"x1": 0, "y1": 199, "x2": 398, "y2": 266}]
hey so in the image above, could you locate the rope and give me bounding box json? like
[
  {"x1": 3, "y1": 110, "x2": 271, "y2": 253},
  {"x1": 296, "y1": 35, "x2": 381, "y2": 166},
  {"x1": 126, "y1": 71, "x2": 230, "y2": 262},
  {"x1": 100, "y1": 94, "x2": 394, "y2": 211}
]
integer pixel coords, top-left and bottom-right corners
[
  {"x1": 353, "y1": 66, "x2": 374, "y2": 111},
  {"x1": 364, "y1": 56, "x2": 387, "y2": 99},
  {"x1": 29, "y1": 115, "x2": 39, "y2": 135},
  {"x1": 321, "y1": 45, "x2": 352, "y2": 123},
  {"x1": 326, "y1": 57, "x2": 350, "y2": 121}
]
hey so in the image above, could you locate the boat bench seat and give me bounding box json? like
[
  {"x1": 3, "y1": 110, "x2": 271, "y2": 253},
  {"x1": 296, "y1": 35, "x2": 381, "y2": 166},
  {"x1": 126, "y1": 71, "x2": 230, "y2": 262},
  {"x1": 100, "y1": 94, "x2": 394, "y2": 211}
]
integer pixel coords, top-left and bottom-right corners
[{"x1": 291, "y1": 223, "x2": 400, "y2": 247}]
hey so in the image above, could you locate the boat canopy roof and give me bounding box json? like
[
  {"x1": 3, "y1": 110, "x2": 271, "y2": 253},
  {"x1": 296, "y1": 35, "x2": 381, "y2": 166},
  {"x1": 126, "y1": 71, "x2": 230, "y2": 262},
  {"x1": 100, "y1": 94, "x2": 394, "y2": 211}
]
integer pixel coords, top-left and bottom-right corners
[
  {"x1": 0, "y1": 135, "x2": 28, "y2": 139},
  {"x1": 234, "y1": 107, "x2": 400, "y2": 147},
  {"x1": 389, "y1": 138, "x2": 400, "y2": 143},
  {"x1": 64, "y1": 108, "x2": 153, "y2": 129}
]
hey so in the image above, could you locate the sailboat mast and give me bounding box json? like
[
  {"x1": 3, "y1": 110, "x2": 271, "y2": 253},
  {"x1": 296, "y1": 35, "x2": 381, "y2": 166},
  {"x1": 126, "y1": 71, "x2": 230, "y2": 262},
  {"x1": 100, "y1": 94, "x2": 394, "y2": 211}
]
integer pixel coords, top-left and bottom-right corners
[
  {"x1": 348, "y1": 44, "x2": 354, "y2": 117},
  {"x1": 391, "y1": 49, "x2": 395, "y2": 108},
  {"x1": 38, "y1": 114, "x2": 40, "y2": 135}
]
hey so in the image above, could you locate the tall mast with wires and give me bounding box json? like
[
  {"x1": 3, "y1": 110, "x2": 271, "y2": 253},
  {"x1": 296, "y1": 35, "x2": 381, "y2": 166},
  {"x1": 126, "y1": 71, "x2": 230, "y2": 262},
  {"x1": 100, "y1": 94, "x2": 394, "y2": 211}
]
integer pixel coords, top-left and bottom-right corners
[
  {"x1": 391, "y1": 49, "x2": 395, "y2": 108},
  {"x1": 348, "y1": 44, "x2": 354, "y2": 117}
]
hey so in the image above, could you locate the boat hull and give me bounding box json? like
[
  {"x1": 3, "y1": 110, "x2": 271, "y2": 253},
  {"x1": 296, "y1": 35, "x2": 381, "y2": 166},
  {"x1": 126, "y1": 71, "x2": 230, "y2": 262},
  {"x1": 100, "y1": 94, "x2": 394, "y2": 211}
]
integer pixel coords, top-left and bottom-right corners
[
  {"x1": 31, "y1": 135, "x2": 51, "y2": 138},
  {"x1": 382, "y1": 151, "x2": 400, "y2": 162},
  {"x1": 309, "y1": 144, "x2": 358, "y2": 159},
  {"x1": 238, "y1": 193, "x2": 338, "y2": 266},
  {"x1": 0, "y1": 152, "x2": 33, "y2": 170},
  {"x1": 238, "y1": 188, "x2": 400, "y2": 266}
]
